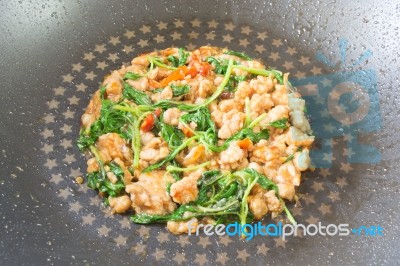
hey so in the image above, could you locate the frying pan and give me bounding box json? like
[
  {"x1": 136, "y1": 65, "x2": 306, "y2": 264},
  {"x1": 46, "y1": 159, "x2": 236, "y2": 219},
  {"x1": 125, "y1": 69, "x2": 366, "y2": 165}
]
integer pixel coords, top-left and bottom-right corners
[{"x1": 1, "y1": 0, "x2": 399, "y2": 265}]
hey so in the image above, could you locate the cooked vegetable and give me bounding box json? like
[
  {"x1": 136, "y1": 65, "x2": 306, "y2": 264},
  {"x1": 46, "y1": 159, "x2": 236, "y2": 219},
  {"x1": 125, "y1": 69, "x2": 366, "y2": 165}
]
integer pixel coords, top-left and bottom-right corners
[
  {"x1": 167, "y1": 47, "x2": 190, "y2": 67},
  {"x1": 77, "y1": 100, "x2": 134, "y2": 150},
  {"x1": 232, "y1": 65, "x2": 284, "y2": 84},
  {"x1": 159, "y1": 121, "x2": 185, "y2": 149},
  {"x1": 269, "y1": 118, "x2": 289, "y2": 129},
  {"x1": 87, "y1": 162, "x2": 126, "y2": 198},
  {"x1": 77, "y1": 46, "x2": 314, "y2": 235},
  {"x1": 143, "y1": 135, "x2": 200, "y2": 172},
  {"x1": 140, "y1": 113, "x2": 156, "y2": 132},
  {"x1": 123, "y1": 72, "x2": 142, "y2": 80},
  {"x1": 131, "y1": 168, "x2": 294, "y2": 228},
  {"x1": 171, "y1": 84, "x2": 190, "y2": 97},
  {"x1": 224, "y1": 50, "x2": 252, "y2": 60},
  {"x1": 206, "y1": 57, "x2": 235, "y2": 74},
  {"x1": 122, "y1": 82, "x2": 152, "y2": 105}
]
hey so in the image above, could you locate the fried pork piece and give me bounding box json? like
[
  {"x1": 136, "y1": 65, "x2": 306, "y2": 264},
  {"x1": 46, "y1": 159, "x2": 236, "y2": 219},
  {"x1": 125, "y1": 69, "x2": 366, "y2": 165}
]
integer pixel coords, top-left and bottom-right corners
[
  {"x1": 139, "y1": 137, "x2": 169, "y2": 165},
  {"x1": 163, "y1": 107, "x2": 182, "y2": 126},
  {"x1": 247, "y1": 184, "x2": 283, "y2": 220},
  {"x1": 167, "y1": 218, "x2": 199, "y2": 235},
  {"x1": 125, "y1": 170, "x2": 176, "y2": 215},
  {"x1": 286, "y1": 126, "x2": 315, "y2": 147},
  {"x1": 218, "y1": 141, "x2": 249, "y2": 170},
  {"x1": 109, "y1": 195, "x2": 132, "y2": 214},
  {"x1": 217, "y1": 110, "x2": 246, "y2": 139},
  {"x1": 169, "y1": 169, "x2": 204, "y2": 205},
  {"x1": 166, "y1": 217, "x2": 215, "y2": 235},
  {"x1": 97, "y1": 133, "x2": 133, "y2": 165},
  {"x1": 103, "y1": 71, "x2": 123, "y2": 102},
  {"x1": 81, "y1": 90, "x2": 102, "y2": 129}
]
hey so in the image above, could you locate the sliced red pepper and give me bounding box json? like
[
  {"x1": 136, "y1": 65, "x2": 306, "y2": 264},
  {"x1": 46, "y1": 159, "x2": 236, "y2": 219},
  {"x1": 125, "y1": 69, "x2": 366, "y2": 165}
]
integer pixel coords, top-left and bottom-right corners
[
  {"x1": 198, "y1": 62, "x2": 211, "y2": 76},
  {"x1": 160, "y1": 66, "x2": 188, "y2": 87},
  {"x1": 154, "y1": 108, "x2": 162, "y2": 117},
  {"x1": 186, "y1": 66, "x2": 197, "y2": 78},
  {"x1": 182, "y1": 126, "x2": 194, "y2": 137},
  {"x1": 140, "y1": 114, "x2": 155, "y2": 132},
  {"x1": 237, "y1": 138, "x2": 253, "y2": 150}
]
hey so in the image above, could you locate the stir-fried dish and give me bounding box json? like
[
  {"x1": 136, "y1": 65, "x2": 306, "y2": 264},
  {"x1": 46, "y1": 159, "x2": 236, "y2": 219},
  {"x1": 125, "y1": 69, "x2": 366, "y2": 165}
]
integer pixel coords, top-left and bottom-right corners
[{"x1": 77, "y1": 46, "x2": 314, "y2": 234}]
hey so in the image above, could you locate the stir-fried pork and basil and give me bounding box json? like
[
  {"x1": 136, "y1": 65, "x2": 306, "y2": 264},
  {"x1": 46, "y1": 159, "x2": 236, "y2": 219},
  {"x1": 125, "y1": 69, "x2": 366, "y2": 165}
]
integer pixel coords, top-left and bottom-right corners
[{"x1": 77, "y1": 46, "x2": 314, "y2": 234}]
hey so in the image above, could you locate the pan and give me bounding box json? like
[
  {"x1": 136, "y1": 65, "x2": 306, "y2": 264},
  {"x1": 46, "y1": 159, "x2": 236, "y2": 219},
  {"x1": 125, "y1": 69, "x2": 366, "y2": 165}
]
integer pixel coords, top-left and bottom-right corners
[{"x1": 1, "y1": 0, "x2": 399, "y2": 265}]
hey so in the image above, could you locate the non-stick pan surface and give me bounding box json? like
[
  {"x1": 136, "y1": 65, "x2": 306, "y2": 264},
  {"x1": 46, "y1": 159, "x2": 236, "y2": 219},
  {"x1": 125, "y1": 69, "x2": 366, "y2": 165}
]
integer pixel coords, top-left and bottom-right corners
[{"x1": 1, "y1": 1, "x2": 399, "y2": 265}]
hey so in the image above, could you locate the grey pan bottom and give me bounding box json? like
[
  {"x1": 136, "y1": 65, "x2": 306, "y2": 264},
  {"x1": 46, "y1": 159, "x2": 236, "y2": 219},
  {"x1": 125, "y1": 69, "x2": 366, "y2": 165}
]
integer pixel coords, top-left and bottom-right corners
[{"x1": 0, "y1": 0, "x2": 399, "y2": 265}]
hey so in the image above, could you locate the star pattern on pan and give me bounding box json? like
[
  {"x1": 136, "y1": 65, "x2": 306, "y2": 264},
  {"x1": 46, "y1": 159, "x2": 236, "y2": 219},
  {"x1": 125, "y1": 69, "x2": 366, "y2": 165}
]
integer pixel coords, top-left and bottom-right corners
[
  {"x1": 118, "y1": 218, "x2": 131, "y2": 229},
  {"x1": 82, "y1": 214, "x2": 96, "y2": 225},
  {"x1": 239, "y1": 38, "x2": 249, "y2": 47},
  {"x1": 68, "y1": 95, "x2": 80, "y2": 105},
  {"x1": 157, "y1": 231, "x2": 170, "y2": 243},
  {"x1": 176, "y1": 235, "x2": 190, "y2": 247},
  {"x1": 153, "y1": 248, "x2": 166, "y2": 261},
  {"x1": 123, "y1": 30, "x2": 135, "y2": 39},
  {"x1": 217, "y1": 235, "x2": 232, "y2": 246},
  {"x1": 58, "y1": 187, "x2": 72, "y2": 199},
  {"x1": 123, "y1": 45, "x2": 134, "y2": 54},
  {"x1": 41, "y1": 143, "x2": 54, "y2": 154},
  {"x1": 153, "y1": 34, "x2": 165, "y2": 44},
  {"x1": 171, "y1": 31, "x2": 182, "y2": 40},
  {"x1": 83, "y1": 52, "x2": 95, "y2": 61},
  {"x1": 43, "y1": 114, "x2": 55, "y2": 124},
  {"x1": 97, "y1": 225, "x2": 111, "y2": 237},
  {"x1": 76, "y1": 82, "x2": 88, "y2": 92},
  {"x1": 139, "y1": 25, "x2": 151, "y2": 34},
  {"x1": 41, "y1": 128, "x2": 53, "y2": 139},
  {"x1": 224, "y1": 21, "x2": 235, "y2": 31},
  {"x1": 85, "y1": 71, "x2": 97, "y2": 81},
  {"x1": 50, "y1": 173, "x2": 62, "y2": 185},
  {"x1": 53, "y1": 86, "x2": 66, "y2": 95},
  {"x1": 257, "y1": 31, "x2": 268, "y2": 40},
  {"x1": 257, "y1": 243, "x2": 270, "y2": 255},
  {"x1": 39, "y1": 18, "x2": 361, "y2": 265},
  {"x1": 328, "y1": 191, "x2": 341, "y2": 202},
  {"x1": 72, "y1": 63, "x2": 84, "y2": 72},
  {"x1": 222, "y1": 34, "x2": 233, "y2": 43},
  {"x1": 255, "y1": 44, "x2": 266, "y2": 54},
  {"x1": 107, "y1": 53, "x2": 119, "y2": 62},
  {"x1": 137, "y1": 39, "x2": 149, "y2": 48},
  {"x1": 237, "y1": 249, "x2": 250, "y2": 262},
  {"x1": 174, "y1": 19, "x2": 184, "y2": 28},
  {"x1": 194, "y1": 254, "x2": 207, "y2": 266},
  {"x1": 109, "y1": 36, "x2": 121, "y2": 46},
  {"x1": 190, "y1": 18, "x2": 201, "y2": 27},
  {"x1": 241, "y1": 25, "x2": 252, "y2": 35},
  {"x1": 69, "y1": 167, "x2": 82, "y2": 178},
  {"x1": 274, "y1": 237, "x2": 287, "y2": 248},
  {"x1": 205, "y1": 32, "x2": 216, "y2": 40},
  {"x1": 188, "y1": 31, "x2": 199, "y2": 39},
  {"x1": 95, "y1": 44, "x2": 107, "y2": 54},
  {"x1": 69, "y1": 201, "x2": 83, "y2": 213},
  {"x1": 60, "y1": 138, "x2": 73, "y2": 149},
  {"x1": 157, "y1": 21, "x2": 168, "y2": 30},
  {"x1": 173, "y1": 252, "x2": 187, "y2": 264},
  {"x1": 215, "y1": 252, "x2": 229, "y2": 265},
  {"x1": 44, "y1": 158, "x2": 57, "y2": 169},
  {"x1": 114, "y1": 234, "x2": 128, "y2": 246},
  {"x1": 208, "y1": 19, "x2": 219, "y2": 29},
  {"x1": 197, "y1": 237, "x2": 211, "y2": 248}
]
